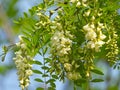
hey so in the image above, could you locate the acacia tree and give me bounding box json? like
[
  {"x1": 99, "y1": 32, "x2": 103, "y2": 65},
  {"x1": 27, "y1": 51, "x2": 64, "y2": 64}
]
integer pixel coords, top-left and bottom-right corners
[{"x1": 1, "y1": 0, "x2": 120, "y2": 90}]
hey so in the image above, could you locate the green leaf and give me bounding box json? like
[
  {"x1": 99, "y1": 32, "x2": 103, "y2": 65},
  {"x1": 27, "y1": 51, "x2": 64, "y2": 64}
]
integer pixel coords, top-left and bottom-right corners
[
  {"x1": 34, "y1": 78, "x2": 43, "y2": 82},
  {"x1": 91, "y1": 69, "x2": 104, "y2": 75},
  {"x1": 42, "y1": 74, "x2": 49, "y2": 77},
  {"x1": 43, "y1": 47, "x2": 48, "y2": 55},
  {"x1": 74, "y1": 78, "x2": 86, "y2": 86},
  {"x1": 50, "y1": 82, "x2": 56, "y2": 87},
  {"x1": 24, "y1": 12, "x2": 28, "y2": 18},
  {"x1": 22, "y1": 37, "x2": 30, "y2": 44},
  {"x1": 36, "y1": 87, "x2": 44, "y2": 90},
  {"x1": 46, "y1": 79, "x2": 56, "y2": 84},
  {"x1": 38, "y1": 51, "x2": 42, "y2": 55},
  {"x1": 113, "y1": 64, "x2": 117, "y2": 69},
  {"x1": 52, "y1": 75, "x2": 58, "y2": 79},
  {"x1": 33, "y1": 60, "x2": 42, "y2": 65},
  {"x1": 41, "y1": 66, "x2": 49, "y2": 70},
  {"x1": 48, "y1": 87, "x2": 55, "y2": 90},
  {"x1": 32, "y1": 69, "x2": 42, "y2": 74},
  {"x1": 91, "y1": 79, "x2": 104, "y2": 82},
  {"x1": 44, "y1": 58, "x2": 51, "y2": 63}
]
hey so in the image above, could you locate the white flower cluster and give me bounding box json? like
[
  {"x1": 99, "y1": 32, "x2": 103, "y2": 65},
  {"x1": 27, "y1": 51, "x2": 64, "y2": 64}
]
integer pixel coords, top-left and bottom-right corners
[
  {"x1": 13, "y1": 35, "x2": 33, "y2": 90},
  {"x1": 51, "y1": 30, "x2": 72, "y2": 57},
  {"x1": 67, "y1": 71, "x2": 81, "y2": 80},
  {"x1": 83, "y1": 22, "x2": 106, "y2": 52},
  {"x1": 70, "y1": 0, "x2": 87, "y2": 7},
  {"x1": 50, "y1": 31, "x2": 82, "y2": 80},
  {"x1": 64, "y1": 63, "x2": 81, "y2": 80}
]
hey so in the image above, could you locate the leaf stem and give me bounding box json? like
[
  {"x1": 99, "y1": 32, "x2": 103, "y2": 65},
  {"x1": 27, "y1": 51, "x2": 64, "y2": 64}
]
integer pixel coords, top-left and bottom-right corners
[
  {"x1": 42, "y1": 48, "x2": 47, "y2": 90},
  {"x1": 86, "y1": 77, "x2": 91, "y2": 90}
]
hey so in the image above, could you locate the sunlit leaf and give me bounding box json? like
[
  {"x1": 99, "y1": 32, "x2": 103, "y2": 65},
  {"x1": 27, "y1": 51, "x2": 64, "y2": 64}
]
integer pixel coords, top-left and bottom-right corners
[{"x1": 36, "y1": 87, "x2": 44, "y2": 90}]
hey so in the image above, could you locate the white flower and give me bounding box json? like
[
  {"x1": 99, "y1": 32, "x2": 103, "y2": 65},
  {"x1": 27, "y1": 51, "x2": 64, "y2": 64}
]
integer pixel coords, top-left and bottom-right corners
[
  {"x1": 98, "y1": 13, "x2": 102, "y2": 16},
  {"x1": 36, "y1": 12, "x2": 42, "y2": 16},
  {"x1": 67, "y1": 72, "x2": 81, "y2": 80},
  {"x1": 82, "y1": 0, "x2": 87, "y2": 3},
  {"x1": 15, "y1": 50, "x2": 22, "y2": 55},
  {"x1": 99, "y1": 33, "x2": 106, "y2": 40},
  {"x1": 76, "y1": 2, "x2": 81, "y2": 7},
  {"x1": 98, "y1": 22, "x2": 104, "y2": 28},
  {"x1": 82, "y1": 2, "x2": 87, "y2": 7},
  {"x1": 13, "y1": 38, "x2": 33, "y2": 90},
  {"x1": 90, "y1": 23, "x2": 95, "y2": 29},
  {"x1": 18, "y1": 35, "x2": 24, "y2": 41},
  {"x1": 91, "y1": 16, "x2": 95, "y2": 21},
  {"x1": 97, "y1": 27, "x2": 101, "y2": 31},
  {"x1": 87, "y1": 41, "x2": 95, "y2": 49},
  {"x1": 70, "y1": 0, "x2": 76, "y2": 3},
  {"x1": 64, "y1": 63, "x2": 72, "y2": 71},
  {"x1": 84, "y1": 10, "x2": 91, "y2": 16},
  {"x1": 95, "y1": 40, "x2": 105, "y2": 47},
  {"x1": 85, "y1": 30, "x2": 97, "y2": 40},
  {"x1": 83, "y1": 24, "x2": 91, "y2": 31},
  {"x1": 21, "y1": 43, "x2": 26, "y2": 49},
  {"x1": 94, "y1": 40, "x2": 105, "y2": 52},
  {"x1": 50, "y1": 26, "x2": 57, "y2": 29},
  {"x1": 16, "y1": 42, "x2": 21, "y2": 46},
  {"x1": 20, "y1": 79, "x2": 24, "y2": 84},
  {"x1": 51, "y1": 30, "x2": 72, "y2": 58},
  {"x1": 26, "y1": 70, "x2": 33, "y2": 76}
]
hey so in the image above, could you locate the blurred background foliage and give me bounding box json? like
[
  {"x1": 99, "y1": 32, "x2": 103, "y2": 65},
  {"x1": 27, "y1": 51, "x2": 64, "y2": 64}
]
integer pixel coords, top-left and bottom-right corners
[{"x1": 0, "y1": 0, "x2": 120, "y2": 90}]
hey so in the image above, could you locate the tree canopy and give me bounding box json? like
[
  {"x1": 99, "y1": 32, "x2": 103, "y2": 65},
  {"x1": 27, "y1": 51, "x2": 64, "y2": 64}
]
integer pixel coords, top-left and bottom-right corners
[{"x1": 1, "y1": 0, "x2": 120, "y2": 90}]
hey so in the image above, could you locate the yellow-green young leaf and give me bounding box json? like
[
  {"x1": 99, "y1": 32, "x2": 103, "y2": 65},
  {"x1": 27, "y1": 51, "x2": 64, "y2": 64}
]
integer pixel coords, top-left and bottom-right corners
[
  {"x1": 34, "y1": 78, "x2": 43, "y2": 82},
  {"x1": 91, "y1": 79, "x2": 104, "y2": 82},
  {"x1": 23, "y1": 12, "x2": 28, "y2": 18},
  {"x1": 32, "y1": 69, "x2": 42, "y2": 74},
  {"x1": 36, "y1": 87, "x2": 44, "y2": 90},
  {"x1": 91, "y1": 69, "x2": 104, "y2": 75}
]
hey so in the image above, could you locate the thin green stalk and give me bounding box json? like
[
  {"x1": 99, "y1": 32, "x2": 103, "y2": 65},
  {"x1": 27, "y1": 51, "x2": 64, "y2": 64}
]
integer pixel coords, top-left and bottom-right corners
[{"x1": 86, "y1": 77, "x2": 91, "y2": 90}]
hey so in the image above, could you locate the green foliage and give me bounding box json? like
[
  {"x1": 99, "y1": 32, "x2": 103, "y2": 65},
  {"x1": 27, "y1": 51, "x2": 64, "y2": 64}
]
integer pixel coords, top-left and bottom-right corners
[
  {"x1": 91, "y1": 68, "x2": 104, "y2": 75},
  {"x1": 1, "y1": 0, "x2": 120, "y2": 90},
  {"x1": 91, "y1": 79, "x2": 104, "y2": 82},
  {"x1": 0, "y1": 65, "x2": 15, "y2": 75}
]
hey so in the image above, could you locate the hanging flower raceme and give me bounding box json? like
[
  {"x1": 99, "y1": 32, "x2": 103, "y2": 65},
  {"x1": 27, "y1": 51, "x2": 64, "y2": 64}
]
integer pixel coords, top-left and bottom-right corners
[
  {"x1": 83, "y1": 22, "x2": 106, "y2": 52},
  {"x1": 106, "y1": 30, "x2": 119, "y2": 65},
  {"x1": 50, "y1": 30, "x2": 82, "y2": 80},
  {"x1": 50, "y1": 30, "x2": 81, "y2": 80},
  {"x1": 13, "y1": 35, "x2": 33, "y2": 90},
  {"x1": 51, "y1": 30, "x2": 73, "y2": 58}
]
